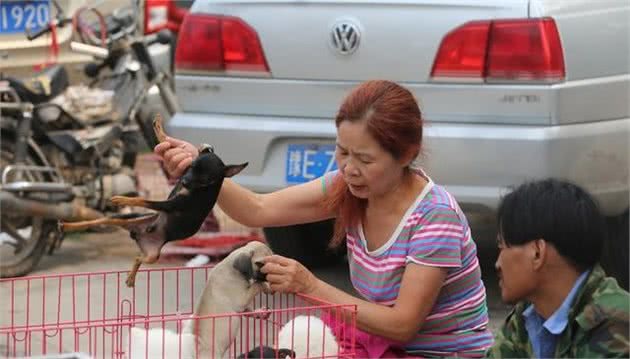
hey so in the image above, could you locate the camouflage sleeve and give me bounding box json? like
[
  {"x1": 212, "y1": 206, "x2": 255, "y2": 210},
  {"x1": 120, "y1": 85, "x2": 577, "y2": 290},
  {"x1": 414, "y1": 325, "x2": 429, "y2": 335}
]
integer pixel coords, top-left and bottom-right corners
[
  {"x1": 485, "y1": 309, "x2": 531, "y2": 358},
  {"x1": 571, "y1": 282, "x2": 630, "y2": 359},
  {"x1": 578, "y1": 314, "x2": 630, "y2": 358}
]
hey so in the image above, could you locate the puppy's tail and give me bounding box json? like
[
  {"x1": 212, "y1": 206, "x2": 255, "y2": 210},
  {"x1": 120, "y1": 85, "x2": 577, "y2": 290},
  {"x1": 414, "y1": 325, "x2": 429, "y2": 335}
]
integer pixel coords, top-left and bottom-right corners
[{"x1": 153, "y1": 114, "x2": 168, "y2": 143}]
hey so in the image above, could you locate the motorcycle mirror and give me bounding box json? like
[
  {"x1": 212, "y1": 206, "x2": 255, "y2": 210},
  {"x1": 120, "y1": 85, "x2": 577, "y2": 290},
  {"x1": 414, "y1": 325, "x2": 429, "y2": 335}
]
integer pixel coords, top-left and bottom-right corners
[{"x1": 156, "y1": 29, "x2": 173, "y2": 45}]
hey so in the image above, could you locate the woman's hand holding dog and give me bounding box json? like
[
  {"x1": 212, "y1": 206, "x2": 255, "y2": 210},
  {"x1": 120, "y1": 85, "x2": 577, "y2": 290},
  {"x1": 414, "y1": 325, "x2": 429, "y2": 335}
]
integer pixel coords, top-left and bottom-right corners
[
  {"x1": 154, "y1": 137, "x2": 198, "y2": 178},
  {"x1": 261, "y1": 255, "x2": 319, "y2": 294}
]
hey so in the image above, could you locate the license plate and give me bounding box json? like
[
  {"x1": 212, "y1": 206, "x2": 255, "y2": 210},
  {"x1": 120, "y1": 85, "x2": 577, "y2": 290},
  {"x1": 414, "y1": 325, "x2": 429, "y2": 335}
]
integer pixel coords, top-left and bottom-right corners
[
  {"x1": 0, "y1": 1, "x2": 50, "y2": 34},
  {"x1": 286, "y1": 144, "x2": 338, "y2": 184}
]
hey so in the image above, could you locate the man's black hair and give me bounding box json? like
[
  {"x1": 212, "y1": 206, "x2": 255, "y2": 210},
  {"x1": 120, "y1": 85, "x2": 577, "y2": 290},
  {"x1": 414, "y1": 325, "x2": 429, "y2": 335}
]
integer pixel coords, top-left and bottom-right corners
[{"x1": 497, "y1": 178, "x2": 606, "y2": 271}]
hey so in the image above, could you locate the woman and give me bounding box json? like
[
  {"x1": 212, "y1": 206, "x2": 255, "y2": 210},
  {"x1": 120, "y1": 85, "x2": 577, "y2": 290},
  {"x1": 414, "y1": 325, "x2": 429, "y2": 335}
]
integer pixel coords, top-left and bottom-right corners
[{"x1": 155, "y1": 80, "x2": 493, "y2": 357}]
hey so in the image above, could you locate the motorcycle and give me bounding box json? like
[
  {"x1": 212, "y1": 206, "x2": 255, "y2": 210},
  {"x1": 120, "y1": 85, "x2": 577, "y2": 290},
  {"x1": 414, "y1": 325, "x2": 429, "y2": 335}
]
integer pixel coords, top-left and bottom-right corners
[{"x1": 0, "y1": 1, "x2": 179, "y2": 277}]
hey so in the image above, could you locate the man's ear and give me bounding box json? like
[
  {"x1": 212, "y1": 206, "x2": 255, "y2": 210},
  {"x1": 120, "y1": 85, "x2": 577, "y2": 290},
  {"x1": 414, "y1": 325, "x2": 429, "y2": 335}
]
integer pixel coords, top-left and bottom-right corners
[
  {"x1": 225, "y1": 162, "x2": 248, "y2": 178},
  {"x1": 233, "y1": 251, "x2": 254, "y2": 280},
  {"x1": 531, "y1": 238, "x2": 547, "y2": 270}
]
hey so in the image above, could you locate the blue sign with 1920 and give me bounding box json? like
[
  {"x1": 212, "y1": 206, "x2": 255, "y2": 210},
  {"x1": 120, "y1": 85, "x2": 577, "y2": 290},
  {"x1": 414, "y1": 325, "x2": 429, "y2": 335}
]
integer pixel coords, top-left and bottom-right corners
[{"x1": 0, "y1": 1, "x2": 50, "y2": 34}]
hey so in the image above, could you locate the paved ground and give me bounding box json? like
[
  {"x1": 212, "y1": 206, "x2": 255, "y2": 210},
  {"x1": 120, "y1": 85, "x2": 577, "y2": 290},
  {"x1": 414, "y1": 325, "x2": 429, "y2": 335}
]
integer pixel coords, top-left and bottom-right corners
[{"x1": 0, "y1": 155, "x2": 511, "y2": 357}]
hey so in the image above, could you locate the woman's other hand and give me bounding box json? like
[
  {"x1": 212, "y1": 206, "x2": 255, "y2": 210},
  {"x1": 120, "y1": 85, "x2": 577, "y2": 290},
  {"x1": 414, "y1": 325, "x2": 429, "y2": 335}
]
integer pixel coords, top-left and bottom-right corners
[
  {"x1": 261, "y1": 255, "x2": 319, "y2": 294},
  {"x1": 154, "y1": 137, "x2": 198, "y2": 178}
]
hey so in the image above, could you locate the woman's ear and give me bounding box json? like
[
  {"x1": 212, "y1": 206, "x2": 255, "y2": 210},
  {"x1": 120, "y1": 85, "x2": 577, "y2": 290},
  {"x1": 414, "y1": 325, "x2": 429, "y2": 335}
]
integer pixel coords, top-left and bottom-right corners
[{"x1": 401, "y1": 145, "x2": 420, "y2": 167}]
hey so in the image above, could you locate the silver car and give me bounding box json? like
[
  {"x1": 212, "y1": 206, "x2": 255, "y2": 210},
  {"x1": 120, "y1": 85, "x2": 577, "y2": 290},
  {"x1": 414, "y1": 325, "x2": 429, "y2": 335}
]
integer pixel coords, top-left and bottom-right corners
[{"x1": 167, "y1": 0, "x2": 629, "y2": 283}]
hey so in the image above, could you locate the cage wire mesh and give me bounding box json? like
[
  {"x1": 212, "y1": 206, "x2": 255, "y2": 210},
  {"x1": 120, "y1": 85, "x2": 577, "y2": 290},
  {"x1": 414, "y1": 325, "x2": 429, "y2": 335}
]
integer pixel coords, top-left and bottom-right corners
[{"x1": 0, "y1": 265, "x2": 356, "y2": 358}]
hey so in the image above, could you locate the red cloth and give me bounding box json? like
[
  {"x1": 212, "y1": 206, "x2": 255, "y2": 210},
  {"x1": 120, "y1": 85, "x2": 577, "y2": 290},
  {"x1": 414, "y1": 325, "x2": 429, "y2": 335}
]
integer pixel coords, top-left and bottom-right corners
[{"x1": 322, "y1": 313, "x2": 419, "y2": 358}]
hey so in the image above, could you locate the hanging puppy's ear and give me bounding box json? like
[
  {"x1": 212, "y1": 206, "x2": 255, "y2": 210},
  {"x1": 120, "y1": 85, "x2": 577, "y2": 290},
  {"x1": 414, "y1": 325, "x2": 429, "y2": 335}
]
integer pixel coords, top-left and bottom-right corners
[{"x1": 224, "y1": 163, "x2": 249, "y2": 178}]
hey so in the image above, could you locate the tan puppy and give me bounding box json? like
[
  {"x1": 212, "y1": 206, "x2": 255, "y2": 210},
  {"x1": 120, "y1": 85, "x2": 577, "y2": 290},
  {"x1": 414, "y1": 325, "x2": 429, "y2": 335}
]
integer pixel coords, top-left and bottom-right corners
[
  {"x1": 126, "y1": 241, "x2": 273, "y2": 358},
  {"x1": 192, "y1": 241, "x2": 273, "y2": 358}
]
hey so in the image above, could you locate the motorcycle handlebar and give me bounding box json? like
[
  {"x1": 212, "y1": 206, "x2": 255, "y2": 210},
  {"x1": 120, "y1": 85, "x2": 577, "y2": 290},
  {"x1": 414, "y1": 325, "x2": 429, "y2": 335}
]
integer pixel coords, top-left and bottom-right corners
[
  {"x1": 140, "y1": 29, "x2": 174, "y2": 47},
  {"x1": 25, "y1": 24, "x2": 52, "y2": 41},
  {"x1": 25, "y1": 18, "x2": 72, "y2": 41},
  {"x1": 25, "y1": 0, "x2": 70, "y2": 41},
  {"x1": 70, "y1": 41, "x2": 109, "y2": 59},
  {"x1": 76, "y1": 29, "x2": 174, "y2": 78}
]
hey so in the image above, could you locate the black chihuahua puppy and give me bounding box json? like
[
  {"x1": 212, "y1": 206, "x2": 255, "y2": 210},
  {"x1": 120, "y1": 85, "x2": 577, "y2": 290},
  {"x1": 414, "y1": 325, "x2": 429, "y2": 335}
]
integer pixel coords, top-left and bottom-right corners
[
  {"x1": 60, "y1": 116, "x2": 247, "y2": 287},
  {"x1": 237, "y1": 346, "x2": 296, "y2": 359}
]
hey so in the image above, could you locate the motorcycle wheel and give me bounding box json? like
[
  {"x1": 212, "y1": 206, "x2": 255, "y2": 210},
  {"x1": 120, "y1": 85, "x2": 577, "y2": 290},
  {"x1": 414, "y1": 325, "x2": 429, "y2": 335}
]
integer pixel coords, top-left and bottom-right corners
[{"x1": 0, "y1": 139, "x2": 56, "y2": 278}]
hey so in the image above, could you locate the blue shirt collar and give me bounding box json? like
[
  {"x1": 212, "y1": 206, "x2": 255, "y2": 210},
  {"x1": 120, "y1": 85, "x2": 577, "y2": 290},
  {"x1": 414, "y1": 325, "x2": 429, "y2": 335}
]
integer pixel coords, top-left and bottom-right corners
[{"x1": 523, "y1": 269, "x2": 590, "y2": 334}]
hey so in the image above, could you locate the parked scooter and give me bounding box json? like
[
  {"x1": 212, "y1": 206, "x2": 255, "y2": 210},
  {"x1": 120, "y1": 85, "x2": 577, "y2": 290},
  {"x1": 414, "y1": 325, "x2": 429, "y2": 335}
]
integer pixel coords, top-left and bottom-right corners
[{"x1": 0, "y1": 1, "x2": 179, "y2": 277}]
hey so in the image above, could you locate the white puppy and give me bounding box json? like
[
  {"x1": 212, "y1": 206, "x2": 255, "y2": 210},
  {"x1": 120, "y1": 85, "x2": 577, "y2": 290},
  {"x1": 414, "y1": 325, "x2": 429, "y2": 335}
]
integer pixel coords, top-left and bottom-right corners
[
  {"x1": 126, "y1": 323, "x2": 196, "y2": 359},
  {"x1": 277, "y1": 315, "x2": 339, "y2": 359}
]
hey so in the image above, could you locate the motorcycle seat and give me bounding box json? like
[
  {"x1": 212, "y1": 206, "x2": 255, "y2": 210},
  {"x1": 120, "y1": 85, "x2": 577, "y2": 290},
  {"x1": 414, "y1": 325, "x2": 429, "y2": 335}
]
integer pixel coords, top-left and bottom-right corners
[
  {"x1": 46, "y1": 124, "x2": 123, "y2": 162},
  {"x1": 3, "y1": 65, "x2": 69, "y2": 104}
]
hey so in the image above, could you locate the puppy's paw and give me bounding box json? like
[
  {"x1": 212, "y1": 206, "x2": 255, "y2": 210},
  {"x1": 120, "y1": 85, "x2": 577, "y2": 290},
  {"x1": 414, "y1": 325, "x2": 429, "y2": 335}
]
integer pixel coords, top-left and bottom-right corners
[
  {"x1": 245, "y1": 306, "x2": 271, "y2": 320},
  {"x1": 262, "y1": 282, "x2": 274, "y2": 294},
  {"x1": 257, "y1": 307, "x2": 271, "y2": 320},
  {"x1": 125, "y1": 273, "x2": 136, "y2": 288}
]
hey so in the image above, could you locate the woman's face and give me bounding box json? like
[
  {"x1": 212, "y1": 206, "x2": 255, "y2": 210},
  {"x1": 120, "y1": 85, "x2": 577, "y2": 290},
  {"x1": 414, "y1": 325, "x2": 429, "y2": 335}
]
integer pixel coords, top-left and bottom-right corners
[{"x1": 335, "y1": 120, "x2": 407, "y2": 199}]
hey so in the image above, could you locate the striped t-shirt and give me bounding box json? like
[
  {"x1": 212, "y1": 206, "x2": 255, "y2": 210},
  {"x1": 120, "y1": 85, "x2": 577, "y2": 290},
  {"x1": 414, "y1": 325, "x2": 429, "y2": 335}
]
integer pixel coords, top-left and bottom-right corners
[{"x1": 323, "y1": 171, "x2": 494, "y2": 357}]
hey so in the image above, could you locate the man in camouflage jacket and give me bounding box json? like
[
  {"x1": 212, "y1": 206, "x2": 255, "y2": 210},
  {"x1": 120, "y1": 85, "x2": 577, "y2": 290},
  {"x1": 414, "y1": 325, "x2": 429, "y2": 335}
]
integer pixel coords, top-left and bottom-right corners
[
  {"x1": 485, "y1": 179, "x2": 629, "y2": 358},
  {"x1": 487, "y1": 264, "x2": 629, "y2": 358}
]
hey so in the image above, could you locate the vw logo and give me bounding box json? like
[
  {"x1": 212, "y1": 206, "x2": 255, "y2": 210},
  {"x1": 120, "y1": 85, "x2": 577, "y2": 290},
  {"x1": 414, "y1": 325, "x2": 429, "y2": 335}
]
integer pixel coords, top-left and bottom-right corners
[{"x1": 330, "y1": 20, "x2": 361, "y2": 55}]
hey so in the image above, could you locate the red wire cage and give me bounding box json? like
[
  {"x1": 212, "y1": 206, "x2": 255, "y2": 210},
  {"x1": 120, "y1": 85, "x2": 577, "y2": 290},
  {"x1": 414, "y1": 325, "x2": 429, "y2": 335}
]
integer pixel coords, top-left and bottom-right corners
[{"x1": 0, "y1": 265, "x2": 357, "y2": 358}]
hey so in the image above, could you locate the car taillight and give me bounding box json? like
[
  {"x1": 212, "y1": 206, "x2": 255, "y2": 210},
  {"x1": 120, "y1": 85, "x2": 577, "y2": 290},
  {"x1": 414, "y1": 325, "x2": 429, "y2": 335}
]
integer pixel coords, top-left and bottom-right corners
[
  {"x1": 175, "y1": 14, "x2": 270, "y2": 74},
  {"x1": 431, "y1": 18, "x2": 565, "y2": 83},
  {"x1": 144, "y1": 0, "x2": 188, "y2": 34}
]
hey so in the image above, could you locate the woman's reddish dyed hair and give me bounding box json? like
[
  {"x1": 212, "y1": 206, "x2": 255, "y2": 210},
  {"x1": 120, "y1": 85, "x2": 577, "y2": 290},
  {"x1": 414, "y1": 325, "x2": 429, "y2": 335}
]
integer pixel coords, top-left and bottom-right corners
[{"x1": 324, "y1": 80, "x2": 424, "y2": 248}]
